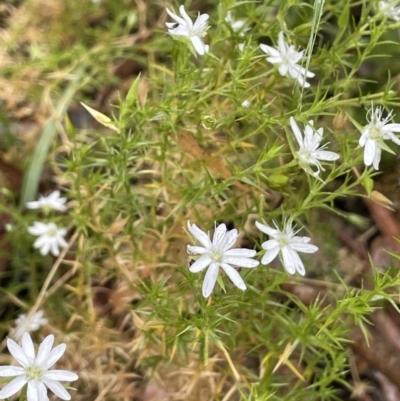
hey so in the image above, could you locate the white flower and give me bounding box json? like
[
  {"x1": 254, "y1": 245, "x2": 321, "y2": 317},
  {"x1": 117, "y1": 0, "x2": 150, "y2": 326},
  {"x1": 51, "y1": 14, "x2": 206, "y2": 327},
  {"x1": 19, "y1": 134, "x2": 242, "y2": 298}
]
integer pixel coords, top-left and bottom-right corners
[
  {"x1": 237, "y1": 43, "x2": 245, "y2": 52},
  {"x1": 0, "y1": 332, "x2": 78, "y2": 401},
  {"x1": 241, "y1": 99, "x2": 251, "y2": 108},
  {"x1": 187, "y1": 221, "x2": 259, "y2": 298},
  {"x1": 259, "y1": 31, "x2": 315, "y2": 88},
  {"x1": 166, "y1": 5, "x2": 209, "y2": 56},
  {"x1": 359, "y1": 104, "x2": 400, "y2": 170},
  {"x1": 378, "y1": 1, "x2": 400, "y2": 21},
  {"x1": 225, "y1": 11, "x2": 249, "y2": 36},
  {"x1": 255, "y1": 220, "x2": 318, "y2": 276},
  {"x1": 26, "y1": 191, "x2": 67, "y2": 212},
  {"x1": 28, "y1": 222, "x2": 68, "y2": 256},
  {"x1": 13, "y1": 310, "x2": 48, "y2": 341},
  {"x1": 290, "y1": 117, "x2": 340, "y2": 177}
]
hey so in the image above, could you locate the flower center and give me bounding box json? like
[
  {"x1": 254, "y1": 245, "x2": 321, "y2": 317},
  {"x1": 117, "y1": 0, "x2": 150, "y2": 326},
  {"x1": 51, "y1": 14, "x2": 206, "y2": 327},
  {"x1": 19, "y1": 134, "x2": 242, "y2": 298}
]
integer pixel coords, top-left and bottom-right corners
[
  {"x1": 369, "y1": 125, "x2": 382, "y2": 140},
  {"x1": 26, "y1": 364, "x2": 44, "y2": 381},
  {"x1": 47, "y1": 227, "x2": 58, "y2": 237},
  {"x1": 210, "y1": 248, "x2": 223, "y2": 263},
  {"x1": 278, "y1": 235, "x2": 289, "y2": 248}
]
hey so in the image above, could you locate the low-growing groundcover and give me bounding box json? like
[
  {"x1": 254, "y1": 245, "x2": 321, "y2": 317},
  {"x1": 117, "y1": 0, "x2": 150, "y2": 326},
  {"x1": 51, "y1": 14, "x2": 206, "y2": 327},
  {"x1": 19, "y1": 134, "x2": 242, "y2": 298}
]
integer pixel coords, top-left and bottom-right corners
[{"x1": 1, "y1": 0, "x2": 400, "y2": 400}]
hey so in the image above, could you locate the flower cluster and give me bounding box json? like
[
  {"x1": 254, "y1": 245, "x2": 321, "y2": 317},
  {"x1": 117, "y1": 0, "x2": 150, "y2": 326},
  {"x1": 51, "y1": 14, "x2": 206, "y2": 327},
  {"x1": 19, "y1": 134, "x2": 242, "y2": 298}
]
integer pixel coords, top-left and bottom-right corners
[
  {"x1": 187, "y1": 220, "x2": 318, "y2": 298},
  {"x1": 165, "y1": 5, "x2": 400, "y2": 172},
  {"x1": 26, "y1": 191, "x2": 68, "y2": 257}
]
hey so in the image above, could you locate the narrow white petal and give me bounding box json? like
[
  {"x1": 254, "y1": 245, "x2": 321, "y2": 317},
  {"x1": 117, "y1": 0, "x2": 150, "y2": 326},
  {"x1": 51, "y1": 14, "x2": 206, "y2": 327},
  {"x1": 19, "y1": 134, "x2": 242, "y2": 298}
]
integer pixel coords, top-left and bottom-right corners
[
  {"x1": 364, "y1": 139, "x2": 377, "y2": 166},
  {"x1": 266, "y1": 56, "x2": 283, "y2": 64},
  {"x1": 190, "y1": 36, "x2": 206, "y2": 56},
  {"x1": 261, "y1": 246, "x2": 280, "y2": 265},
  {"x1": 314, "y1": 150, "x2": 340, "y2": 161},
  {"x1": 42, "y1": 344, "x2": 66, "y2": 371},
  {"x1": 373, "y1": 146, "x2": 382, "y2": 170},
  {"x1": 281, "y1": 247, "x2": 298, "y2": 274},
  {"x1": 224, "y1": 248, "x2": 256, "y2": 258},
  {"x1": 44, "y1": 370, "x2": 78, "y2": 382},
  {"x1": 187, "y1": 245, "x2": 209, "y2": 255},
  {"x1": 359, "y1": 128, "x2": 370, "y2": 147},
  {"x1": 50, "y1": 242, "x2": 60, "y2": 257},
  {"x1": 7, "y1": 338, "x2": 30, "y2": 367},
  {"x1": 43, "y1": 379, "x2": 71, "y2": 400},
  {"x1": 261, "y1": 239, "x2": 279, "y2": 250},
  {"x1": 165, "y1": 8, "x2": 186, "y2": 26},
  {"x1": 212, "y1": 224, "x2": 228, "y2": 248},
  {"x1": 278, "y1": 64, "x2": 289, "y2": 76},
  {"x1": 290, "y1": 117, "x2": 304, "y2": 147},
  {"x1": 178, "y1": 5, "x2": 193, "y2": 29},
  {"x1": 27, "y1": 380, "x2": 47, "y2": 401},
  {"x1": 255, "y1": 221, "x2": 278, "y2": 237},
  {"x1": 220, "y1": 263, "x2": 246, "y2": 291},
  {"x1": 26, "y1": 201, "x2": 41, "y2": 209},
  {"x1": 259, "y1": 44, "x2": 280, "y2": 57},
  {"x1": 189, "y1": 254, "x2": 212, "y2": 273},
  {"x1": 382, "y1": 123, "x2": 400, "y2": 133},
  {"x1": 0, "y1": 375, "x2": 28, "y2": 398},
  {"x1": 223, "y1": 256, "x2": 259, "y2": 268},
  {"x1": 290, "y1": 241, "x2": 318, "y2": 253},
  {"x1": 187, "y1": 221, "x2": 211, "y2": 249},
  {"x1": 22, "y1": 333, "x2": 35, "y2": 360},
  {"x1": 0, "y1": 366, "x2": 25, "y2": 377},
  {"x1": 221, "y1": 228, "x2": 239, "y2": 251},
  {"x1": 36, "y1": 335, "x2": 55, "y2": 368},
  {"x1": 38, "y1": 241, "x2": 51, "y2": 256},
  {"x1": 383, "y1": 131, "x2": 400, "y2": 145},
  {"x1": 202, "y1": 263, "x2": 219, "y2": 298}
]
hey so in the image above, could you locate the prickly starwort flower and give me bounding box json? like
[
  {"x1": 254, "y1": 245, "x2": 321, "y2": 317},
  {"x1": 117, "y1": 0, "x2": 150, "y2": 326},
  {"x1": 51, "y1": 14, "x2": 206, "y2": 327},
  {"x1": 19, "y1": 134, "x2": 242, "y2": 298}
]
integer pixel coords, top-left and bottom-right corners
[
  {"x1": 359, "y1": 104, "x2": 400, "y2": 170},
  {"x1": 378, "y1": 0, "x2": 400, "y2": 21},
  {"x1": 260, "y1": 31, "x2": 314, "y2": 87},
  {"x1": 290, "y1": 117, "x2": 340, "y2": 178},
  {"x1": 256, "y1": 220, "x2": 318, "y2": 276},
  {"x1": 0, "y1": 332, "x2": 78, "y2": 401},
  {"x1": 28, "y1": 222, "x2": 68, "y2": 257},
  {"x1": 166, "y1": 5, "x2": 209, "y2": 56},
  {"x1": 187, "y1": 221, "x2": 259, "y2": 298},
  {"x1": 26, "y1": 191, "x2": 67, "y2": 213}
]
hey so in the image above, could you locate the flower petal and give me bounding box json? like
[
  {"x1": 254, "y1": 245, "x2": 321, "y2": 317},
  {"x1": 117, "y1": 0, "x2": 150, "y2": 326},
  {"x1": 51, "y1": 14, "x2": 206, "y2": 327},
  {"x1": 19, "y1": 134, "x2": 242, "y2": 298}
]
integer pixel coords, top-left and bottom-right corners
[
  {"x1": 44, "y1": 370, "x2": 79, "y2": 382},
  {"x1": 259, "y1": 44, "x2": 280, "y2": 57},
  {"x1": 290, "y1": 117, "x2": 303, "y2": 147},
  {"x1": 255, "y1": 221, "x2": 278, "y2": 237},
  {"x1": 22, "y1": 332, "x2": 35, "y2": 361},
  {"x1": 187, "y1": 221, "x2": 211, "y2": 249},
  {"x1": 261, "y1": 246, "x2": 280, "y2": 265},
  {"x1": 224, "y1": 248, "x2": 256, "y2": 258},
  {"x1": 282, "y1": 247, "x2": 307, "y2": 275},
  {"x1": 41, "y1": 344, "x2": 66, "y2": 371},
  {"x1": 382, "y1": 123, "x2": 400, "y2": 133},
  {"x1": 43, "y1": 379, "x2": 71, "y2": 400},
  {"x1": 0, "y1": 375, "x2": 28, "y2": 398},
  {"x1": 314, "y1": 150, "x2": 340, "y2": 161},
  {"x1": 190, "y1": 35, "x2": 207, "y2": 56},
  {"x1": 220, "y1": 263, "x2": 246, "y2": 291},
  {"x1": 35, "y1": 335, "x2": 54, "y2": 368},
  {"x1": 364, "y1": 138, "x2": 377, "y2": 167},
  {"x1": 189, "y1": 254, "x2": 212, "y2": 273},
  {"x1": 223, "y1": 256, "x2": 259, "y2": 268},
  {"x1": 290, "y1": 241, "x2": 318, "y2": 253},
  {"x1": 27, "y1": 379, "x2": 48, "y2": 401},
  {"x1": 202, "y1": 262, "x2": 219, "y2": 298},
  {"x1": 0, "y1": 366, "x2": 25, "y2": 377},
  {"x1": 187, "y1": 245, "x2": 209, "y2": 255},
  {"x1": 7, "y1": 338, "x2": 30, "y2": 368}
]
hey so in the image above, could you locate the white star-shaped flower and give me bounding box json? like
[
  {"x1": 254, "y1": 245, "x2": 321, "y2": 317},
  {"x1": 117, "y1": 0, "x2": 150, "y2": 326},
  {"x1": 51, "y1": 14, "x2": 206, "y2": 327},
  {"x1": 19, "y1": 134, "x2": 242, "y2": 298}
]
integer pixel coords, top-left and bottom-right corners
[
  {"x1": 166, "y1": 5, "x2": 209, "y2": 56},
  {"x1": 187, "y1": 221, "x2": 259, "y2": 298},
  {"x1": 260, "y1": 31, "x2": 315, "y2": 88},
  {"x1": 0, "y1": 332, "x2": 78, "y2": 401},
  {"x1": 255, "y1": 220, "x2": 318, "y2": 276},
  {"x1": 359, "y1": 104, "x2": 400, "y2": 170},
  {"x1": 378, "y1": 1, "x2": 400, "y2": 21},
  {"x1": 12, "y1": 310, "x2": 48, "y2": 341},
  {"x1": 290, "y1": 117, "x2": 340, "y2": 177},
  {"x1": 26, "y1": 191, "x2": 67, "y2": 213},
  {"x1": 28, "y1": 222, "x2": 68, "y2": 256}
]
